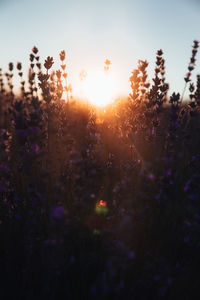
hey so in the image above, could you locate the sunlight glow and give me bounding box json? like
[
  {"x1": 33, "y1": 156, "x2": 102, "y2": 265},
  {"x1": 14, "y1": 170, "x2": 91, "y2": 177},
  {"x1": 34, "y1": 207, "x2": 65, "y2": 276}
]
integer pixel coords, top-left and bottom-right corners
[{"x1": 82, "y1": 71, "x2": 116, "y2": 107}]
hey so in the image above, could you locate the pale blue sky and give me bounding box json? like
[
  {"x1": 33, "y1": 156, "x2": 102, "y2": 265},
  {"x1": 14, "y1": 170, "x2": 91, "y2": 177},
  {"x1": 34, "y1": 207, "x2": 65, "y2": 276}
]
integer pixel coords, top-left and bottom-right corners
[{"x1": 0, "y1": 0, "x2": 200, "y2": 97}]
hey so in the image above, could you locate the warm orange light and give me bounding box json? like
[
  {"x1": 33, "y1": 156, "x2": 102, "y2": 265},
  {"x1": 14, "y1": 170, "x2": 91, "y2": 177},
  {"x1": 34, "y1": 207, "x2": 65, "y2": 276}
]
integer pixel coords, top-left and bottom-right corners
[
  {"x1": 82, "y1": 70, "x2": 116, "y2": 107},
  {"x1": 99, "y1": 200, "x2": 107, "y2": 207}
]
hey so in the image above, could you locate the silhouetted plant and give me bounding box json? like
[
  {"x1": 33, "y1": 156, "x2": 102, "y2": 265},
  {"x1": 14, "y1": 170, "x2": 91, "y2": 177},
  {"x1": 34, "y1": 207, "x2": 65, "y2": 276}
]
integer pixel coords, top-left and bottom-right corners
[
  {"x1": 181, "y1": 40, "x2": 199, "y2": 102},
  {"x1": 1, "y1": 41, "x2": 200, "y2": 300}
]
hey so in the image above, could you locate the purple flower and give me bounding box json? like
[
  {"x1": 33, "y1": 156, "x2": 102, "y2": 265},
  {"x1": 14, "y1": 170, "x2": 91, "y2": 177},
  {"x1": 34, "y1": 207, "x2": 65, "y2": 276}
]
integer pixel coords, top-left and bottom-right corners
[
  {"x1": 184, "y1": 220, "x2": 191, "y2": 227},
  {"x1": 31, "y1": 144, "x2": 40, "y2": 154},
  {"x1": 155, "y1": 194, "x2": 161, "y2": 200},
  {"x1": 129, "y1": 251, "x2": 135, "y2": 259},
  {"x1": 70, "y1": 256, "x2": 76, "y2": 263},
  {"x1": 184, "y1": 181, "x2": 190, "y2": 192},
  {"x1": 148, "y1": 173, "x2": 155, "y2": 180},
  {"x1": 188, "y1": 194, "x2": 197, "y2": 201},
  {"x1": 0, "y1": 181, "x2": 9, "y2": 191},
  {"x1": 52, "y1": 205, "x2": 65, "y2": 219},
  {"x1": 29, "y1": 127, "x2": 40, "y2": 135},
  {"x1": 113, "y1": 185, "x2": 120, "y2": 193},
  {"x1": 115, "y1": 241, "x2": 125, "y2": 249},
  {"x1": 16, "y1": 129, "x2": 28, "y2": 137},
  {"x1": 166, "y1": 169, "x2": 171, "y2": 176},
  {"x1": 115, "y1": 280, "x2": 124, "y2": 293},
  {"x1": 0, "y1": 163, "x2": 10, "y2": 172}
]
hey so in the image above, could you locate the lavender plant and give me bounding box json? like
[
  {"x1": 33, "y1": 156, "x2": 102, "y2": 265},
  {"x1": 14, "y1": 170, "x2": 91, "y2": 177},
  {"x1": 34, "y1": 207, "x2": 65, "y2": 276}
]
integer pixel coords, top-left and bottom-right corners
[{"x1": 0, "y1": 41, "x2": 200, "y2": 299}]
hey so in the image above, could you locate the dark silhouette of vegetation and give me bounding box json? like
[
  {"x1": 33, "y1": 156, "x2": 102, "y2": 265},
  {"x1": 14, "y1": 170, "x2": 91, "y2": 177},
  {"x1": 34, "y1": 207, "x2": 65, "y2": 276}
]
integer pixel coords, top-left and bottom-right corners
[{"x1": 0, "y1": 42, "x2": 200, "y2": 299}]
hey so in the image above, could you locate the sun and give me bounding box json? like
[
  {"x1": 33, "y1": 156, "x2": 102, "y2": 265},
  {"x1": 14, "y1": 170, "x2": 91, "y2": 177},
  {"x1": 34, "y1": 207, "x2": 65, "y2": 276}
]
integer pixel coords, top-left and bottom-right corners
[{"x1": 82, "y1": 70, "x2": 116, "y2": 107}]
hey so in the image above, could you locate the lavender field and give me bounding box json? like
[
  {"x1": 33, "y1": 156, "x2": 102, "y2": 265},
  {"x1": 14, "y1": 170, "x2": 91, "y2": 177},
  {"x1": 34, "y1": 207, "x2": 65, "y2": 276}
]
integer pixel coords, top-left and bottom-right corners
[{"x1": 0, "y1": 42, "x2": 200, "y2": 299}]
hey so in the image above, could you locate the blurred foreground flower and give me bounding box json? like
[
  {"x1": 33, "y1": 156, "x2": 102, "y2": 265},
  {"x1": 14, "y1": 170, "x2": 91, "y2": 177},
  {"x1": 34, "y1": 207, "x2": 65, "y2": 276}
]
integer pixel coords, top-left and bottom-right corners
[
  {"x1": 95, "y1": 200, "x2": 108, "y2": 214},
  {"x1": 52, "y1": 205, "x2": 65, "y2": 219}
]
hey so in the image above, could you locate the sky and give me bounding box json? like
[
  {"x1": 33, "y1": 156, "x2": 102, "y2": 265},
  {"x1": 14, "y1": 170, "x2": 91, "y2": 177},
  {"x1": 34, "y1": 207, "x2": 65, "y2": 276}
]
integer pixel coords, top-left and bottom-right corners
[{"x1": 0, "y1": 0, "x2": 200, "y2": 98}]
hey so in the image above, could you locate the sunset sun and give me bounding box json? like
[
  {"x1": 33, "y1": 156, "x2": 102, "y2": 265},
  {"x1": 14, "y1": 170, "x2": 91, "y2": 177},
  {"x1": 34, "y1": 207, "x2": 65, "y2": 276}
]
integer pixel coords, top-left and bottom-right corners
[{"x1": 82, "y1": 70, "x2": 116, "y2": 107}]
